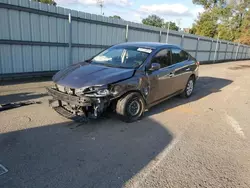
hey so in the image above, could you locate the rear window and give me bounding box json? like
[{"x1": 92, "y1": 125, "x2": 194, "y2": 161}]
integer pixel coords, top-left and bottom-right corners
[{"x1": 171, "y1": 48, "x2": 189, "y2": 64}]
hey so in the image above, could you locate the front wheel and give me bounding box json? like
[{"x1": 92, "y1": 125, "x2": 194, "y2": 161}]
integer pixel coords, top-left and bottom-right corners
[
  {"x1": 181, "y1": 76, "x2": 195, "y2": 98},
  {"x1": 116, "y1": 92, "x2": 145, "y2": 123}
]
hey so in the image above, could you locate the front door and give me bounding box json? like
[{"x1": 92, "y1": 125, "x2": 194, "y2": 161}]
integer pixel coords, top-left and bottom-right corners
[{"x1": 146, "y1": 49, "x2": 175, "y2": 104}]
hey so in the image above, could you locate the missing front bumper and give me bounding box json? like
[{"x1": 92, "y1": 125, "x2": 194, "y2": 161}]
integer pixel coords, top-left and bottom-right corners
[
  {"x1": 47, "y1": 87, "x2": 92, "y2": 106},
  {"x1": 47, "y1": 87, "x2": 111, "y2": 120}
]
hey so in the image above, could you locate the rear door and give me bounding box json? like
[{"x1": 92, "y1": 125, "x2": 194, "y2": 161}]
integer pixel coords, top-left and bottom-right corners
[
  {"x1": 170, "y1": 48, "x2": 193, "y2": 92},
  {"x1": 147, "y1": 48, "x2": 175, "y2": 103}
]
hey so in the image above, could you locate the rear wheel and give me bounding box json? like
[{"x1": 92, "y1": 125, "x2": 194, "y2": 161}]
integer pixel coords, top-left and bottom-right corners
[
  {"x1": 181, "y1": 76, "x2": 195, "y2": 98},
  {"x1": 116, "y1": 92, "x2": 145, "y2": 123}
]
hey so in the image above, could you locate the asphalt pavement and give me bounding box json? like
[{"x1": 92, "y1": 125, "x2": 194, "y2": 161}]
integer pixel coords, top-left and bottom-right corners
[{"x1": 0, "y1": 60, "x2": 250, "y2": 188}]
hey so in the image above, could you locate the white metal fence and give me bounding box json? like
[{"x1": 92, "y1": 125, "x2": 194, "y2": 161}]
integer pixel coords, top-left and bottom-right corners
[{"x1": 0, "y1": 0, "x2": 250, "y2": 78}]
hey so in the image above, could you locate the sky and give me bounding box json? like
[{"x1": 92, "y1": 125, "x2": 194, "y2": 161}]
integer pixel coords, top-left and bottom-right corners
[{"x1": 56, "y1": 0, "x2": 204, "y2": 28}]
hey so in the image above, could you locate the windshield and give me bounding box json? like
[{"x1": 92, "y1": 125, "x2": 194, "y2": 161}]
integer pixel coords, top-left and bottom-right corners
[{"x1": 91, "y1": 46, "x2": 152, "y2": 68}]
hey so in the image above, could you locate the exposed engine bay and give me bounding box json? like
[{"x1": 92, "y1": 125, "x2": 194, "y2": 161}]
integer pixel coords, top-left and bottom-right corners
[{"x1": 47, "y1": 84, "x2": 119, "y2": 121}]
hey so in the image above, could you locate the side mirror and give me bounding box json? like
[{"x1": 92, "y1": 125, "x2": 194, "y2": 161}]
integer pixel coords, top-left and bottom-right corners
[{"x1": 150, "y1": 63, "x2": 161, "y2": 71}]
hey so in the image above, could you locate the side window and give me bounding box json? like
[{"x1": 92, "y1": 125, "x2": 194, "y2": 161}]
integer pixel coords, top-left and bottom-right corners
[
  {"x1": 151, "y1": 49, "x2": 171, "y2": 68},
  {"x1": 171, "y1": 48, "x2": 189, "y2": 64}
]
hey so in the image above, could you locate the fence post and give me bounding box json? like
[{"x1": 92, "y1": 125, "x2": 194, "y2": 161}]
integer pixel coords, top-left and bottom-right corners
[
  {"x1": 166, "y1": 23, "x2": 170, "y2": 43},
  {"x1": 213, "y1": 36, "x2": 220, "y2": 63},
  {"x1": 159, "y1": 30, "x2": 162, "y2": 42},
  {"x1": 240, "y1": 46, "x2": 243, "y2": 59},
  {"x1": 209, "y1": 39, "x2": 213, "y2": 61},
  {"x1": 181, "y1": 34, "x2": 185, "y2": 48},
  {"x1": 245, "y1": 46, "x2": 248, "y2": 59},
  {"x1": 235, "y1": 43, "x2": 240, "y2": 60},
  {"x1": 231, "y1": 43, "x2": 235, "y2": 60},
  {"x1": 195, "y1": 37, "x2": 200, "y2": 59},
  {"x1": 68, "y1": 13, "x2": 72, "y2": 65},
  {"x1": 125, "y1": 24, "x2": 129, "y2": 42},
  {"x1": 244, "y1": 46, "x2": 247, "y2": 59},
  {"x1": 224, "y1": 42, "x2": 228, "y2": 60},
  {"x1": 216, "y1": 41, "x2": 221, "y2": 61}
]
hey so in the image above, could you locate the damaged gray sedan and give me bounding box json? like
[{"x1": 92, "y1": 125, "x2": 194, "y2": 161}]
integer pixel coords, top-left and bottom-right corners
[{"x1": 47, "y1": 42, "x2": 199, "y2": 122}]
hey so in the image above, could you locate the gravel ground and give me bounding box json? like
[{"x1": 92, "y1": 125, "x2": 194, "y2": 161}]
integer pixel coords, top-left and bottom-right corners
[{"x1": 0, "y1": 60, "x2": 250, "y2": 188}]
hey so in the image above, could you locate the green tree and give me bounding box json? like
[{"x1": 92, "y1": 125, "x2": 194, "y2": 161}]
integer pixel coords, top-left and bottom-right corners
[
  {"x1": 189, "y1": 23, "x2": 197, "y2": 34},
  {"x1": 236, "y1": 9, "x2": 250, "y2": 44},
  {"x1": 109, "y1": 15, "x2": 121, "y2": 19},
  {"x1": 142, "y1": 15, "x2": 164, "y2": 28},
  {"x1": 163, "y1": 21, "x2": 179, "y2": 31},
  {"x1": 34, "y1": 0, "x2": 56, "y2": 5},
  {"x1": 194, "y1": 10, "x2": 218, "y2": 37},
  {"x1": 192, "y1": 0, "x2": 225, "y2": 9},
  {"x1": 192, "y1": 0, "x2": 250, "y2": 42}
]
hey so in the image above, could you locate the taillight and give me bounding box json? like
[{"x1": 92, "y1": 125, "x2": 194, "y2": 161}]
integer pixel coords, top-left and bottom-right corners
[{"x1": 196, "y1": 61, "x2": 200, "y2": 66}]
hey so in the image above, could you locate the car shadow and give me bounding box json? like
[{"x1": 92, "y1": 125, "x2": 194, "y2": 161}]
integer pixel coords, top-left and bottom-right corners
[
  {"x1": 0, "y1": 116, "x2": 172, "y2": 188},
  {"x1": 145, "y1": 76, "x2": 233, "y2": 117},
  {"x1": 0, "y1": 92, "x2": 47, "y2": 104},
  {"x1": 0, "y1": 76, "x2": 233, "y2": 187}
]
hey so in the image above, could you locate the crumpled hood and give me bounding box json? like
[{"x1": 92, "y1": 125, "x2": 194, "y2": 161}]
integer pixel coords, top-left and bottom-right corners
[{"x1": 53, "y1": 62, "x2": 135, "y2": 88}]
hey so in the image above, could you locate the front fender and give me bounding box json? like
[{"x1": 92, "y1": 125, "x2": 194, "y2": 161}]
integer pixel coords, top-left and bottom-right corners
[{"x1": 111, "y1": 71, "x2": 149, "y2": 103}]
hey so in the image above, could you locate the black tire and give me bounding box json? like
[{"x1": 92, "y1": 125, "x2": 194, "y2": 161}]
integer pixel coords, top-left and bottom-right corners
[
  {"x1": 181, "y1": 76, "x2": 195, "y2": 98},
  {"x1": 116, "y1": 92, "x2": 145, "y2": 123}
]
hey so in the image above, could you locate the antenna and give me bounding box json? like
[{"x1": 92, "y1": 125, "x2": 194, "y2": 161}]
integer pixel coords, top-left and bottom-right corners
[{"x1": 97, "y1": 0, "x2": 104, "y2": 15}]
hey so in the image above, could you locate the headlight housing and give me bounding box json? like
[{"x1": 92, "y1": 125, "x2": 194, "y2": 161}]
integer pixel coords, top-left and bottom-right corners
[
  {"x1": 75, "y1": 85, "x2": 111, "y2": 97},
  {"x1": 96, "y1": 89, "x2": 110, "y2": 96}
]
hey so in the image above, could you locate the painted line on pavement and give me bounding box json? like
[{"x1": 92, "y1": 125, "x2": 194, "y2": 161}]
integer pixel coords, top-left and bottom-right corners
[
  {"x1": 225, "y1": 113, "x2": 246, "y2": 139},
  {"x1": 131, "y1": 134, "x2": 182, "y2": 188}
]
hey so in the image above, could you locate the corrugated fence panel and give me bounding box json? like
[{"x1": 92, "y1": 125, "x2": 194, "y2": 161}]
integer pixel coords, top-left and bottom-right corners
[
  {"x1": 168, "y1": 34, "x2": 182, "y2": 46},
  {"x1": 198, "y1": 39, "x2": 211, "y2": 51},
  {"x1": 160, "y1": 34, "x2": 167, "y2": 43},
  {"x1": 40, "y1": 14, "x2": 49, "y2": 42},
  {"x1": 50, "y1": 47, "x2": 58, "y2": 70},
  {"x1": 0, "y1": 0, "x2": 249, "y2": 76},
  {"x1": 183, "y1": 38, "x2": 197, "y2": 50},
  {"x1": 30, "y1": 13, "x2": 41, "y2": 41},
  {"x1": 12, "y1": 45, "x2": 23, "y2": 73},
  {"x1": 20, "y1": 11, "x2": 31, "y2": 41},
  {"x1": 9, "y1": 9, "x2": 21, "y2": 40},
  {"x1": 23, "y1": 46, "x2": 33, "y2": 72},
  {"x1": 1, "y1": 45, "x2": 12, "y2": 74},
  {"x1": 218, "y1": 42, "x2": 226, "y2": 60},
  {"x1": 128, "y1": 29, "x2": 141, "y2": 42},
  {"x1": 197, "y1": 52, "x2": 209, "y2": 61},
  {"x1": 41, "y1": 46, "x2": 50, "y2": 71},
  {"x1": 0, "y1": 8, "x2": 10, "y2": 40},
  {"x1": 32, "y1": 46, "x2": 42, "y2": 71},
  {"x1": 226, "y1": 44, "x2": 233, "y2": 59}
]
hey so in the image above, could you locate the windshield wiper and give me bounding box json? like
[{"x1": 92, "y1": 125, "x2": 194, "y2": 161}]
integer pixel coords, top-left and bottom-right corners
[{"x1": 92, "y1": 62, "x2": 132, "y2": 69}]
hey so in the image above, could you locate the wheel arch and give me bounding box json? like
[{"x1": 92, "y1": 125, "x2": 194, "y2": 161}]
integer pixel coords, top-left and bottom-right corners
[
  {"x1": 190, "y1": 74, "x2": 196, "y2": 83},
  {"x1": 114, "y1": 89, "x2": 147, "y2": 105}
]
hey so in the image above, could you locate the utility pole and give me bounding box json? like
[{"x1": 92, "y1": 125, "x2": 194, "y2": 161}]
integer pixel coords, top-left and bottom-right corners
[
  {"x1": 176, "y1": 18, "x2": 182, "y2": 31},
  {"x1": 166, "y1": 21, "x2": 170, "y2": 43},
  {"x1": 213, "y1": 33, "x2": 220, "y2": 63},
  {"x1": 97, "y1": 0, "x2": 104, "y2": 15}
]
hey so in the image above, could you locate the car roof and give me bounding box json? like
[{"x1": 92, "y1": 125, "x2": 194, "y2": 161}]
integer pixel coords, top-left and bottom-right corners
[{"x1": 114, "y1": 42, "x2": 181, "y2": 50}]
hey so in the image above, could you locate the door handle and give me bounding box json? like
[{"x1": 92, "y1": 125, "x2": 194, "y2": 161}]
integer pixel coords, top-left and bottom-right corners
[{"x1": 169, "y1": 72, "x2": 174, "y2": 77}]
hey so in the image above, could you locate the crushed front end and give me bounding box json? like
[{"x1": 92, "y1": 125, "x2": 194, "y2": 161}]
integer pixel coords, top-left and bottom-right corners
[{"x1": 47, "y1": 84, "x2": 112, "y2": 121}]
